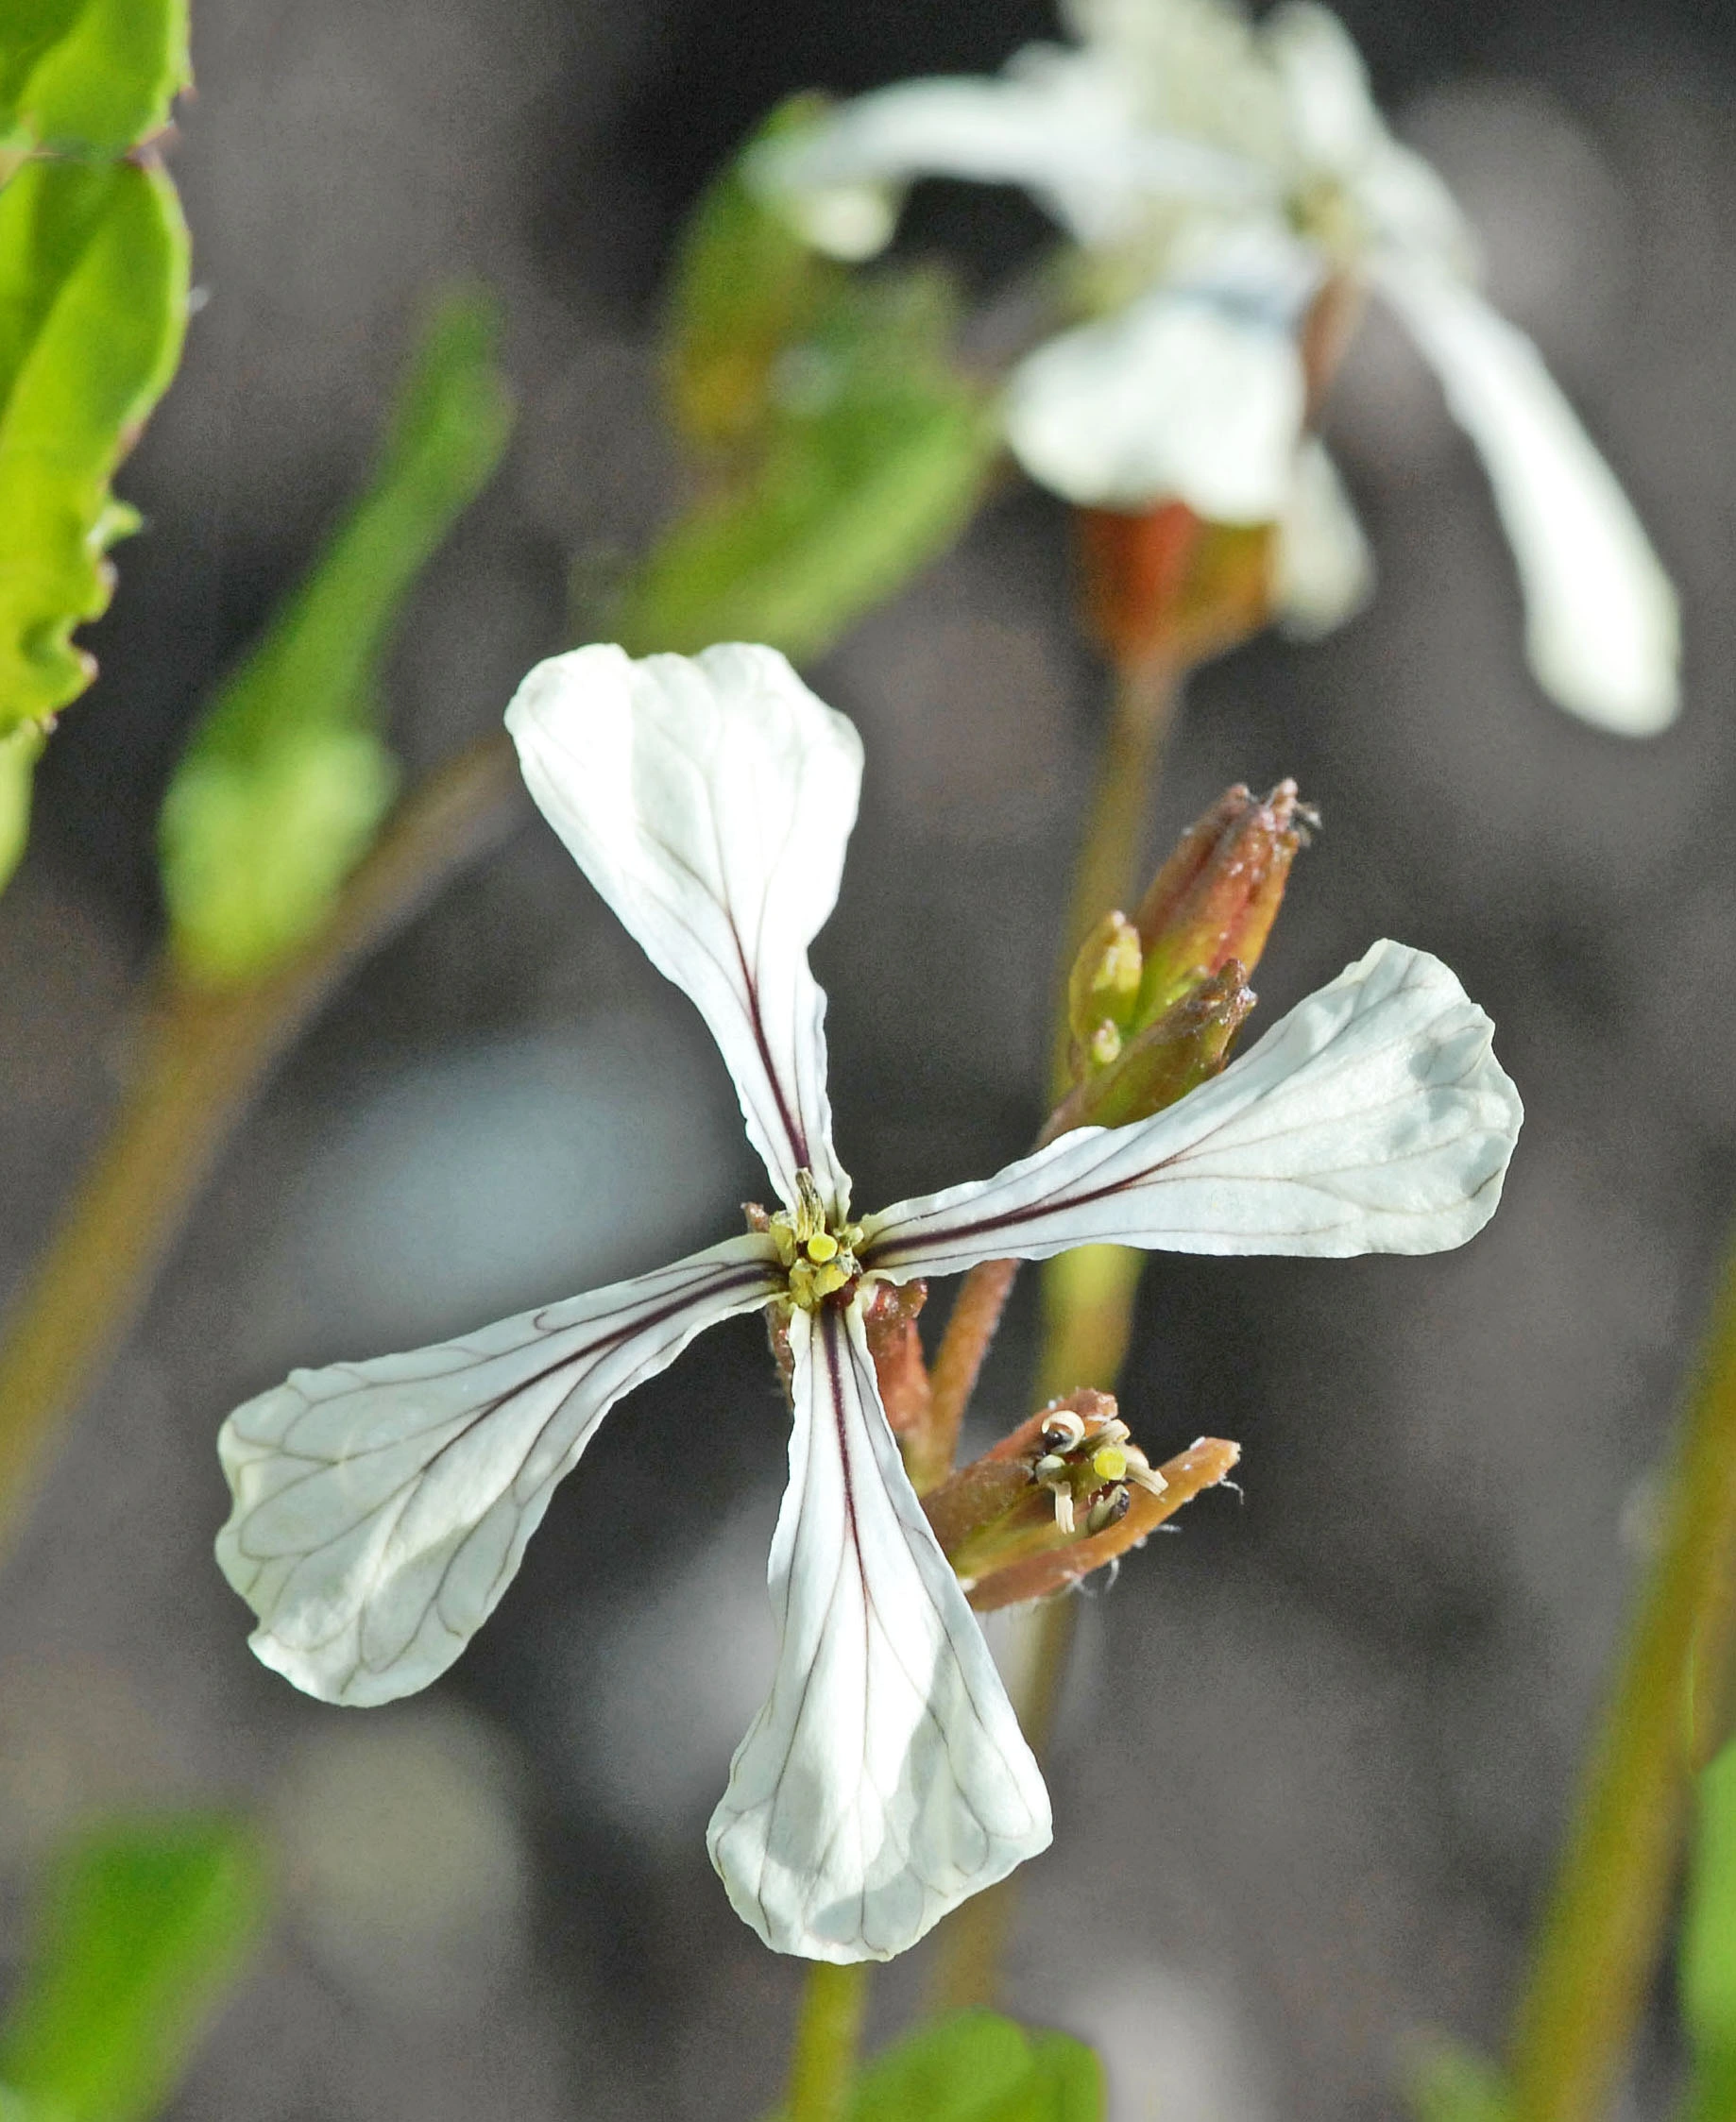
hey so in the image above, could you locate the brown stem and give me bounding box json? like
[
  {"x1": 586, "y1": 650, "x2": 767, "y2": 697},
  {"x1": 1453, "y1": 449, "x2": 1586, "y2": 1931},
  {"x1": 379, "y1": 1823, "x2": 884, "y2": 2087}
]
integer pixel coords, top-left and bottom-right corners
[{"x1": 0, "y1": 734, "x2": 524, "y2": 1542}]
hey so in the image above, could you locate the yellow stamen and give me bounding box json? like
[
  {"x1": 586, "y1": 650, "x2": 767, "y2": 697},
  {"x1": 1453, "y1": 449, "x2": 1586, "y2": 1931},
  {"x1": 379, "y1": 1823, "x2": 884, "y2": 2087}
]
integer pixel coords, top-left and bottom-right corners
[
  {"x1": 806, "y1": 1231, "x2": 839, "y2": 1264},
  {"x1": 1091, "y1": 1444, "x2": 1128, "y2": 1484}
]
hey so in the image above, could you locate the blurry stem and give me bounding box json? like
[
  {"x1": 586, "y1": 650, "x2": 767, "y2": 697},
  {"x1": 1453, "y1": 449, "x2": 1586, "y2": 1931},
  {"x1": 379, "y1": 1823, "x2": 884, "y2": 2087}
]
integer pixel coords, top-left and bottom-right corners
[
  {"x1": 928, "y1": 659, "x2": 1182, "y2": 2012},
  {"x1": 1506, "y1": 1235, "x2": 1736, "y2": 2121},
  {"x1": 924, "y1": 658, "x2": 1183, "y2": 1484},
  {"x1": 0, "y1": 735, "x2": 523, "y2": 1549},
  {"x1": 787, "y1": 1961, "x2": 868, "y2": 2122}
]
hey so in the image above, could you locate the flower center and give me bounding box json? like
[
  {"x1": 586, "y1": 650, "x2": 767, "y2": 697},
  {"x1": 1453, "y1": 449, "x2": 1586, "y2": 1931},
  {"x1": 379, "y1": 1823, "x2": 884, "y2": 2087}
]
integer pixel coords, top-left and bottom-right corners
[
  {"x1": 768, "y1": 1169, "x2": 866, "y2": 1312},
  {"x1": 1030, "y1": 1405, "x2": 1168, "y2": 1536}
]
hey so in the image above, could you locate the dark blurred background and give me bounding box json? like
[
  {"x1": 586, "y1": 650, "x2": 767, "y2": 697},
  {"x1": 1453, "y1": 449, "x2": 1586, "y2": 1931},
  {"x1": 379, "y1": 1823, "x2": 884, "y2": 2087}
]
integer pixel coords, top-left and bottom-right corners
[{"x1": 4, "y1": 1, "x2": 1736, "y2": 2115}]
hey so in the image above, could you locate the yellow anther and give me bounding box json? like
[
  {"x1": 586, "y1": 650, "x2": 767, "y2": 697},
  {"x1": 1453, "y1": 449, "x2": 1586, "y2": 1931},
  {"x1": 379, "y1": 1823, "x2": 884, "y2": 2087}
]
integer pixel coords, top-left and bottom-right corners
[
  {"x1": 811, "y1": 1261, "x2": 849, "y2": 1299},
  {"x1": 806, "y1": 1231, "x2": 839, "y2": 1264},
  {"x1": 1091, "y1": 1445, "x2": 1129, "y2": 1484}
]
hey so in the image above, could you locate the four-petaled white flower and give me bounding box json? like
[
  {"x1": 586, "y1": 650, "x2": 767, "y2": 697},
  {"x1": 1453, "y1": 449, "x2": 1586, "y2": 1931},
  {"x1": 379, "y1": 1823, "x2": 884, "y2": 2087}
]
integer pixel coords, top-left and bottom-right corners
[
  {"x1": 756, "y1": 0, "x2": 1679, "y2": 735},
  {"x1": 215, "y1": 641, "x2": 1523, "y2": 1962}
]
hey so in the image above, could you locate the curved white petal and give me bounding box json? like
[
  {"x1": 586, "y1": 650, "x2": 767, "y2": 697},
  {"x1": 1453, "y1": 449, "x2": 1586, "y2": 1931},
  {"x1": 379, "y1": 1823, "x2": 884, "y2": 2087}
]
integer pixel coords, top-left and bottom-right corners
[
  {"x1": 753, "y1": 64, "x2": 1272, "y2": 257},
  {"x1": 862, "y1": 939, "x2": 1522, "y2": 1277},
  {"x1": 1005, "y1": 238, "x2": 1316, "y2": 519},
  {"x1": 1276, "y1": 436, "x2": 1374, "y2": 639},
  {"x1": 1375, "y1": 259, "x2": 1679, "y2": 735},
  {"x1": 707, "y1": 1304, "x2": 1051, "y2": 1962},
  {"x1": 216, "y1": 1236, "x2": 781, "y2": 1706},
  {"x1": 507, "y1": 644, "x2": 860, "y2": 1210},
  {"x1": 1263, "y1": 1, "x2": 1383, "y2": 174}
]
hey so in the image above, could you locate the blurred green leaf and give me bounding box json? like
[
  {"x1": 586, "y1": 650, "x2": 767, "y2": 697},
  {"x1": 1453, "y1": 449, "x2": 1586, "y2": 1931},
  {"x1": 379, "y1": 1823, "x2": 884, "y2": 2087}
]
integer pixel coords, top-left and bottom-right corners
[
  {"x1": 767, "y1": 2012, "x2": 1103, "y2": 2122},
  {"x1": 1680, "y1": 1740, "x2": 1736, "y2": 2119},
  {"x1": 663, "y1": 93, "x2": 841, "y2": 454},
  {"x1": 1, "y1": 0, "x2": 190, "y2": 161},
  {"x1": 618, "y1": 266, "x2": 996, "y2": 666},
  {"x1": 0, "y1": 721, "x2": 44, "y2": 893},
  {"x1": 159, "y1": 287, "x2": 514, "y2": 983},
  {"x1": 0, "y1": 1813, "x2": 265, "y2": 2122},
  {"x1": 1404, "y1": 2037, "x2": 1512, "y2": 2122},
  {"x1": 0, "y1": 154, "x2": 188, "y2": 734}
]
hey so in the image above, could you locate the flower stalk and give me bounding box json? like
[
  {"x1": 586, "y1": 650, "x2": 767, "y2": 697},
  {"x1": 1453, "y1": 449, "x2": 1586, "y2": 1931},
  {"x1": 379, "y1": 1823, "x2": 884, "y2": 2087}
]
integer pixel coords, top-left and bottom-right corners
[
  {"x1": 1506, "y1": 1238, "x2": 1736, "y2": 2121},
  {"x1": 786, "y1": 1961, "x2": 870, "y2": 2122},
  {"x1": 0, "y1": 735, "x2": 523, "y2": 1546}
]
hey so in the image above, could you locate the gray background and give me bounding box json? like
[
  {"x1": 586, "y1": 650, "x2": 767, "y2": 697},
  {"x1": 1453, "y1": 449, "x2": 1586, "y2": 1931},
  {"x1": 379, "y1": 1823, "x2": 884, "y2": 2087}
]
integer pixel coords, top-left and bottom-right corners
[{"x1": 3, "y1": 1, "x2": 1734, "y2": 2115}]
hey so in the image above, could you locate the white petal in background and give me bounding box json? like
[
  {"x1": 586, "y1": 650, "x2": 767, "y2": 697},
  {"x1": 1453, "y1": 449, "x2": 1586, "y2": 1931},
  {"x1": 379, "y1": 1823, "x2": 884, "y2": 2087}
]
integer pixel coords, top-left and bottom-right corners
[
  {"x1": 1005, "y1": 279, "x2": 1308, "y2": 520},
  {"x1": 863, "y1": 939, "x2": 1522, "y2": 1277},
  {"x1": 1375, "y1": 257, "x2": 1680, "y2": 735},
  {"x1": 1274, "y1": 436, "x2": 1374, "y2": 639},
  {"x1": 707, "y1": 1305, "x2": 1051, "y2": 1961},
  {"x1": 506, "y1": 644, "x2": 861, "y2": 1210},
  {"x1": 216, "y1": 1237, "x2": 781, "y2": 1706},
  {"x1": 1263, "y1": 1, "x2": 1383, "y2": 175}
]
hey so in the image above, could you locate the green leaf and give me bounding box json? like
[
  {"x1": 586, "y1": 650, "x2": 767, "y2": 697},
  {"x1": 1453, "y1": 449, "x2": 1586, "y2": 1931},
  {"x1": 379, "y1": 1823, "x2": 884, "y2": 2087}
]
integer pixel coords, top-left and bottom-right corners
[
  {"x1": 1403, "y1": 2037, "x2": 1512, "y2": 2122},
  {"x1": 159, "y1": 287, "x2": 514, "y2": 984},
  {"x1": 768, "y1": 2012, "x2": 1104, "y2": 2122},
  {"x1": 1, "y1": 0, "x2": 191, "y2": 160},
  {"x1": 0, "y1": 155, "x2": 189, "y2": 734},
  {"x1": 662, "y1": 93, "x2": 842, "y2": 454},
  {"x1": 617, "y1": 266, "x2": 996, "y2": 666},
  {"x1": 0, "y1": 1813, "x2": 266, "y2": 2122},
  {"x1": 0, "y1": 720, "x2": 44, "y2": 893}
]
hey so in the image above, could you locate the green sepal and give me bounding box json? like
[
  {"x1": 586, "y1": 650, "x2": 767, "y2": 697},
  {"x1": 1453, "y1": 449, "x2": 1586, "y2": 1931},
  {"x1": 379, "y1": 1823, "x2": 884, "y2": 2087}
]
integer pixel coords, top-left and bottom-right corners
[
  {"x1": 0, "y1": 1812, "x2": 265, "y2": 2122},
  {"x1": 1679, "y1": 1740, "x2": 1736, "y2": 2118},
  {"x1": 767, "y1": 2011, "x2": 1103, "y2": 2122},
  {"x1": 663, "y1": 93, "x2": 842, "y2": 455},
  {"x1": 615, "y1": 265, "x2": 997, "y2": 666},
  {"x1": 0, "y1": 155, "x2": 189, "y2": 734},
  {"x1": 159, "y1": 288, "x2": 514, "y2": 984},
  {"x1": 1, "y1": 0, "x2": 191, "y2": 161}
]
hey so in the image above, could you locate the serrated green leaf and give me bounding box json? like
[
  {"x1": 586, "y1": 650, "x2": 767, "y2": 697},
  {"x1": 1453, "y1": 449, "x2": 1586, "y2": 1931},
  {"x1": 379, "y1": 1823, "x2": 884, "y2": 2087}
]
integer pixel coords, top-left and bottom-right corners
[
  {"x1": 1403, "y1": 2037, "x2": 1512, "y2": 2122},
  {"x1": 159, "y1": 287, "x2": 514, "y2": 983},
  {"x1": 0, "y1": 1813, "x2": 266, "y2": 2122},
  {"x1": 1, "y1": 0, "x2": 191, "y2": 161},
  {"x1": 766, "y1": 2012, "x2": 1104, "y2": 2122},
  {"x1": 618, "y1": 267, "x2": 996, "y2": 665},
  {"x1": 0, "y1": 720, "x2": 44, "y2": 893},
  {"x1": 0, "y1": 155, "x2": 188, "y2": 735},
  {"x1": 663, "y1": 93, "x2": 841, "y2": 453}
]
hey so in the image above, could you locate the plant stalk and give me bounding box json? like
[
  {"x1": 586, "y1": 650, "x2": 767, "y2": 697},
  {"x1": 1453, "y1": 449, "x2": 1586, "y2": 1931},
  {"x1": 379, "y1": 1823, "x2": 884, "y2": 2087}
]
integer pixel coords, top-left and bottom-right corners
[
  {"x1": 0, "y1": 734, "x2": 523, "y2": 1546},
  {"x1": 786, "y1": 1961, "x2": 869, "y2": 2122},
  {"x1": 1506, "y1": 1239, "x2": 1736, "y2": 2120}
]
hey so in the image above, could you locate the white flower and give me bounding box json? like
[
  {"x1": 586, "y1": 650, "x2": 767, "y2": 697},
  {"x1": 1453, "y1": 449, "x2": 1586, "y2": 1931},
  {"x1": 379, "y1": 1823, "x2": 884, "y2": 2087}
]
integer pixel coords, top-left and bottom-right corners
[
  {"x1": 757, "y1": 0, "x2": 1679, "y2": 735},
  {"x1": 215, "y1": 641, "x2": 1523, "y2": 1962}
]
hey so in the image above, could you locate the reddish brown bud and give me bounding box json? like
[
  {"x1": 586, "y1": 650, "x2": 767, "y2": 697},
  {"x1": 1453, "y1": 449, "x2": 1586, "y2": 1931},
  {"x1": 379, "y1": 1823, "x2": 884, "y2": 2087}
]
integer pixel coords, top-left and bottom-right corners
[
  {"x1": 860, "y1": 1279, "x2": 931, "y2": 1441},
  {"x1": 1132, "y1": 779, "x2": 1310, "y2": 1018},
  {"x1": 1075, "y1": 501, "x2": 1277, "y2": 673}
]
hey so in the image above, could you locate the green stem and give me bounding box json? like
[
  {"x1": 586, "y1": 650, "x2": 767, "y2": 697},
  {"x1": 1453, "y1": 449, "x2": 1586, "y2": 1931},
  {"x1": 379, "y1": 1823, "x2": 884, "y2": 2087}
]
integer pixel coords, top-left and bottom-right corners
[
  {"x1": 0, "y1": 734, "x2": 523, "y2": 1546},
  {"x1": 928, "y1": 660, "x2": 1182, "y2": 2013},
  {"x1": 1506, "y1": 1239, "x2": 1736, "y2": 2120},
  {"x1": 786, "y1": 1961, "x2": 869, "y2": 2122}
]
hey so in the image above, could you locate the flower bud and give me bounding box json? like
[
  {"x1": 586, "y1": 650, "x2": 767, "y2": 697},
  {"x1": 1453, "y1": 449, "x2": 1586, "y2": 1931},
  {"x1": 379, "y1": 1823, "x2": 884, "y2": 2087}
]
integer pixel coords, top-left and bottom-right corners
[
  {"x1": 1045, "y1": 963, "x2": 1253, "y2": 1140},
  {"x1": 1065, "y1": 908, "x2": 1145, "y2": 1074},
  {"x1": 1132, "y1": 779, "x2": 1311, "y2": 1020}
]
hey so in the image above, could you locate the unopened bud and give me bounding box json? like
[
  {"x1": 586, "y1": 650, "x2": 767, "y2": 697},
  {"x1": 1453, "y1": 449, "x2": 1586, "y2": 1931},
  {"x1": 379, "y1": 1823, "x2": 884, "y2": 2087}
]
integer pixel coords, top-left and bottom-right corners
[
  {"x1": 1132, "y1": 780, "x2": 1311, "y2": 1020},
  {"x1": 1075, "y1": 501, "x2": 1277, "y2": 672},
  {"x1": 1044, "y1": 963, "x2": 1254, "y2": 1140},
  {"x1": 1066, "y1": 909, "x2": 1145, "y2": 1077}
]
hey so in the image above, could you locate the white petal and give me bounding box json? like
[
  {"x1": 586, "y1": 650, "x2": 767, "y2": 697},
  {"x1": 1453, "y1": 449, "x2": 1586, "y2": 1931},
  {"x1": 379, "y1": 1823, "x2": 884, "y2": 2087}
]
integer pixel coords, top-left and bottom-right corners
[
  {"x1": 1375, "y1": 259, "x2": 1679, "y2": 735},
  {"x1": 707, "y1": 1304, "x2": 1051, "y2": 1962},
  {"x1": 1275, "y1": 436, "x2": 1374, "y2": 639},
  {"x1": 753, "y1": 62, "x2": 1270, "y2": 257},
  {"x1": 506, "y1": 644, "x2": 860, "y2": 1211},
  {"x1": 1005, "y1": 238, "x2": 1316, "y2": 519},
  {"x1": 216, "y1": 1237, "x2": 781, "y2": 1706},
  {"x1": 1263, "y1": 2, "x2": 1383, "y2": 174},
  {"x1": 862, "y1": 939, "x2": 1522, "y2": 1277}
]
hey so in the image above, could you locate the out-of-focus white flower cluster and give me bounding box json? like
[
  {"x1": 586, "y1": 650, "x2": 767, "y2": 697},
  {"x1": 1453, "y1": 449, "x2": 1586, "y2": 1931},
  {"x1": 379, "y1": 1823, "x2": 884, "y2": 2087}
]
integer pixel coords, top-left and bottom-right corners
[{"x1": 756, "y1": 0, "x2": 1679, "y2": 735}]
